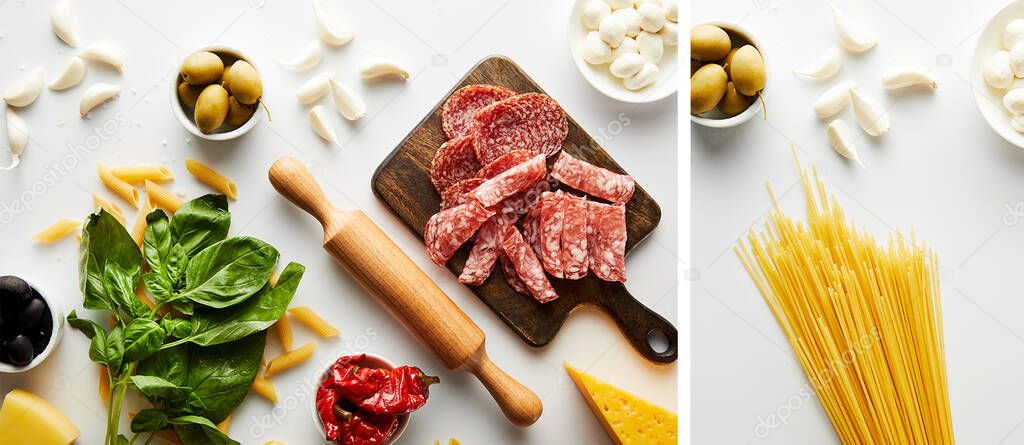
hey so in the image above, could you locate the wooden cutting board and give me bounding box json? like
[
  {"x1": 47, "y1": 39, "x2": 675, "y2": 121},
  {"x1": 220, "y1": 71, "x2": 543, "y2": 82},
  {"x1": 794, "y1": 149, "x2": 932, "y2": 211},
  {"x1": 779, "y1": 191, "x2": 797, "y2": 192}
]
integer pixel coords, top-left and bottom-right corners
[{"x1": 371, "y1": 55, "x2": 676, "y2": 364}]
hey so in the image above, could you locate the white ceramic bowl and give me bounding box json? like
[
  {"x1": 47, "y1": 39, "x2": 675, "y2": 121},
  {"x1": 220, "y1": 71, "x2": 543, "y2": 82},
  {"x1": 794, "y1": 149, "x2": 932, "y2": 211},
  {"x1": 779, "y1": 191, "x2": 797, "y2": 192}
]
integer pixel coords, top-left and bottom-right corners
[
  {"x1": 690, "y1": 21, "x2": 766, "y2": 128},
  {"x1": 311, "y1": 353, "x2": 410, "y2": 444},
  {"x1": 972, "y1": 1, "x2": 1024, "y2": 149},
  {"x1": 0, "y1": 279, "x2": 63, "y2": 373},
  {"x1": 170, "y1": 45, "x2": 263, "y2": 141},
  {"x1": 568, "y1": 0, "x2": 679, "y2": 103}
]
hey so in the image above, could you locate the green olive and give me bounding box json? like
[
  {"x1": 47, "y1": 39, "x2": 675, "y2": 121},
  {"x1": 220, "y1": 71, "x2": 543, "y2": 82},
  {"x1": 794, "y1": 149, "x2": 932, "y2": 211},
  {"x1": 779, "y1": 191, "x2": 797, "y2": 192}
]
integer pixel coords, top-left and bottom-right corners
[
  {"x1": 194, "y1": 84, "x2": 229, "y2": 134},
  {"x1": 177, "y1": 82, "x2": 203, "y2": 109},
  {"x1": 225, "y1": 96, "x2": 255, "y2": 127},
  {"x1": 224, "y1": 60, "x2": 262, "y2": 105},
  {"x1": 730, "y1": 45, "x2": 766, "y2": 96},
  {"x1": 181, "y1": 51, "x2": 224, "y2": 86},
  {"x1": 691, "y1": 25, "x2": 732, "y2": 61},
  {"x1": 220, "y1": 63, "x2": 232, "y2": 84},
  {"x1": 691, "y1": 64, "x2": 728, "y2": 115},
  {"x1": 721, "y1": 47, "x2": 739, "y2": 72},
  {"x1": 717, "y1": 82, "x2": 753, "y2": 117}
]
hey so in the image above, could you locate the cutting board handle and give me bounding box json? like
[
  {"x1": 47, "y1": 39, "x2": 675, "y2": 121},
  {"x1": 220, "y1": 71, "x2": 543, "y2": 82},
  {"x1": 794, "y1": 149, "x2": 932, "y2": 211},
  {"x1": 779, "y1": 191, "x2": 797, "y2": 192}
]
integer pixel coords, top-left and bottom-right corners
[
  {"x1": 268, "y1": 157, "x2": 336, "y2": 226},
  {"x1": 600, "y1": 284, "x2": 677, "y2": 364}
]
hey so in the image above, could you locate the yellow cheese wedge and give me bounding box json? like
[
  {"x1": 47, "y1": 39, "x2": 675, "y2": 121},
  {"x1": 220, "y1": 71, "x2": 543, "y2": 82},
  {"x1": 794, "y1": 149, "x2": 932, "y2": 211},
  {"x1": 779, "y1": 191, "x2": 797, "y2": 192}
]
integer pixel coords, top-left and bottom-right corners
[
  {"x1": 0, "y1": 389, "x2": 80, "y2": 445},
  {"x1": 564, "y1": 363, "x2": 677, "y2": 445}
]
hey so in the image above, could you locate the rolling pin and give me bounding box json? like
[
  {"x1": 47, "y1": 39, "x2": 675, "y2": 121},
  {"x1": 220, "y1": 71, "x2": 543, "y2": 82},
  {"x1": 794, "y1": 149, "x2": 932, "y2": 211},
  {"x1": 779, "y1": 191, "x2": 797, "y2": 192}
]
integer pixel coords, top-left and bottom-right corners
[{"x1": 269, "y1": 157, "x2": 543, "y2": 427}]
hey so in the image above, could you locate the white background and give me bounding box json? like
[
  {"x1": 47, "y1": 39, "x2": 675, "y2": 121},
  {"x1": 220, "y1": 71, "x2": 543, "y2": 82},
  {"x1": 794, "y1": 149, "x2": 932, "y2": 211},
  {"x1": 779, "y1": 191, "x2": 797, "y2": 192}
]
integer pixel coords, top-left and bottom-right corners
[
  {"x1": 0, "y1": 1, "x2": 679, "y2": 444},
  {"x1": 692, "y1": 0, "x2": 1024, "y2": 443}
]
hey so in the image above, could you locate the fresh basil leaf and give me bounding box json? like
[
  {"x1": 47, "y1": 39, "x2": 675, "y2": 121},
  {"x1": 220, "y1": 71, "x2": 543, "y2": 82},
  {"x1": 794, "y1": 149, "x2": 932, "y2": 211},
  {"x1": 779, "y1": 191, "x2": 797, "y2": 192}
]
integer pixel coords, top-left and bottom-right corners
[
  {"x1": 67, "y1": 310, "x2": 104, "y2": 339},
  {"x1": 122, "y1": 319, "x2": 166, "y2": 362},
  {"x1": 184, "y1": 332, "x2": 266, "y2": 423},
  {"x1": 171, "y1": 195, "x2": 230, "y2": 258},
  {"x1": 138, "y1": 344, "x2": 190, "y2": 388},
  {"x1": 185, "y1": 393, "x2": 206, "y2": 415},
  {"x1": 180, "y1": 237, "x2": 278, "y2": 309},
  {"x1": 185, "y1": 263, "x2": 305, "y2": 346},
  {"x1": 143, "y1": 272, "x2": 174, "y2": 305},
  {"x1": 130, "y1": 408, "x2": 168, "y2": 433},
  {"x1": 161, "y1": 316, "x2": 194, "y2": 339},
  {"x1": 91, "y1": 324, "x2": 124, "y2": 370},
  {"x1": 116, "y1": 434, "x2": 130, "y2": 445},
  {"x1": 80, "y1": 210, "x2": 142, "y2": 312},
  {"x1": 130, "y1": 375, "x2": 192, "y2": 402},
  {"x1": 171, "y1": 299, "x2": 195, "y2": 316},
  {"x1": 168, "y1": 415, "x2": 239, "y2": 445},
  {"x1": 103, "y1": 262, "x2": 146, "y2": 318},
  {"x1": 143, "y1": 210, "x2": 172, "y2": 277}
]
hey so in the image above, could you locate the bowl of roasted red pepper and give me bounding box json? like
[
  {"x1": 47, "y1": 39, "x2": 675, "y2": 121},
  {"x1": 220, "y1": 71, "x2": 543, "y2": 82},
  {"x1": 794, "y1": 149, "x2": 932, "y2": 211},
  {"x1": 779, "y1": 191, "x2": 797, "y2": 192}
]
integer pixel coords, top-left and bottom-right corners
[{"x1": 314, "y1": 353, "x2": 439, "y2": 445}]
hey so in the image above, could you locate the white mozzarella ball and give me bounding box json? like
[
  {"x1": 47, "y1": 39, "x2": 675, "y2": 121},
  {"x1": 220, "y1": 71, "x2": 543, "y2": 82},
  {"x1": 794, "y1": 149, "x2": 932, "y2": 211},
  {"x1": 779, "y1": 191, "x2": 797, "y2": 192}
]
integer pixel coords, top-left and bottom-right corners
[
  {"x1": 604, "y1": 0, "x2": 633, "y2": 9},
  {"x1": 637, "y1": 3, "x2": 665, "y2": 33},
  {"x1": 612, "y1": 36, "x2": 639, "y2": 59},
  {"x1": 624, "y1": 62, "x2": 660, "y2": 90},
  {"x1": 984, "y1": 50, "x2": 1014, "y2": 89},
  {"x1": 1004, "y1": 88, "x2": 1024, "y2": 114},
  {"x1": 611, "y1": 8, "x2": 641, "y2": 38},
  {"x1": 582, "y1": 31, "x2": 614, "y2": 64},
  {"x1": 598, "y1": 14, "x2": 627, "y2": 47},
  {"x1": 658, "y1": 21, "x2": 678, "y2": 46},
  {"x1": 664, "y1": 0, "x2": 677, "y2": 22},
  {"x1": 1007, "y1": 19, "x2": 1024, "y2": 50},
  {"x1": 1011, "y1": 42, "x2": 1024, "y2": 78},
  {"x1": 636, "y1": 31, "x2": 664, "y2": 64},
  {"x1": 581, "y1": 0, "x2": 612, "y2": 30},
  {"x1": 610, "y1": 52, "x2": 645, "y2": 78}
]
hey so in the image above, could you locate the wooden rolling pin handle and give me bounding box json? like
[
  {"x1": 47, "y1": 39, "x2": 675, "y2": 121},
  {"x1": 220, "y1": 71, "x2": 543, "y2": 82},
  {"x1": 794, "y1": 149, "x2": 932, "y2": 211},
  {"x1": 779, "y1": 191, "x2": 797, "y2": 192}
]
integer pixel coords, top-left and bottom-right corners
[
  {"x1": 267, "y1": 157, "x2": 336, "y2": 227},
  {"x1": 467, "y1": 348, "x2": 544, "y2": 427}
]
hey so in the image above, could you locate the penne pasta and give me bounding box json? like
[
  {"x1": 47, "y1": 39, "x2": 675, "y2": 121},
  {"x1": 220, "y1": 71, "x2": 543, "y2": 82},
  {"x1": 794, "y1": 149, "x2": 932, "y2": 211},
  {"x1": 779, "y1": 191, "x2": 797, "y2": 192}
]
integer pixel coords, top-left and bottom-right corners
[
  {"x1": 251, "y1": 375, "x2": 278, "y2": 403},
  {"x1": 98, "y1": 162, "x2": 140, "y2": 208},
  {"x1": 269, "y1": 272, "x2": 280, "y2": 288},
  {"x1": 32, "y1": 218, "x2": 80, "y2": 243},
  {"x1": 264, "y1": 341, "x2": 316, "y2": 377},
  {"x1": 217, "y1": 415, "x2": 231, "y2": 434},
  {"x1": 110, "y1": 165, "x2": 174, "y2": 183},
  {"x1": 99, "y1": 366, "x2": 110, "y2": 405},
  {"x1": 135, "y1": 286, "x2": 155, "y2": 310},
  {"x1": 93, "y1": 193, "x2": 127, "y2": 225},
  {"x1": 186, "y1": 158, "x2": 237, "y2": 200},
  {"x1": 130, "y1": 197, "x2": 153, "y2": 246},
  {"x1": 274, "y1": 314, "x2": 294, "y2": 351},
  {"x1": 146, "y1": 179, "x2": 183, "y2": 213},
  {"x1": 288, "y1": 306, "x2": 341, "y2": 338}
]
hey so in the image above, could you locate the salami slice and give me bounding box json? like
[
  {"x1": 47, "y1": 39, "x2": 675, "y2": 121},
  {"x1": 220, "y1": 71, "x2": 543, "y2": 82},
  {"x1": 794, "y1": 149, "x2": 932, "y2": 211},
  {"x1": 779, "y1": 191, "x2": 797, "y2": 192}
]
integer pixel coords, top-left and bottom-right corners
[
  {"x1": 470, "y1": 93, "x2": 568, "y2": 165},
  {"x1": 471, "y1": 154, "x2": 546, "y2": 208},
  {"x1": 587, "y1": 201, "x2": 627, "y2": 282},
  {"x1": 500, "y1": 226, "x2": 559, "y2": 303},
  {"x1": 424, "y1": 199, "x2": 494, "y2": 266},
  {"x1": 476, "y1": 149, "x2": 534, "y2": 179},
  {"x1": 499, "y1": 252, "x2": 530, "y2": 297},
  {"x1": 494, "y1": 175, "x2": 550, "y2": 225},
  {"x1": 442, "y1": 84, "x2": 516, "y2": 140},
  {"x1": 538, "y1": 191, "x2": 565, "y2": 278},
  {"x1": 430, "y1": 136, "x2": 481, "y2": 194},
  {"x1": 458, "y1": 217, "x2": 505, "y2": 286},
  {"x1": 551, "y1": 151, "x2": 636, "y2": 204},
  {"x1": 440, "y1": 178, "x2": 485, "y2": 211},
  {"x1": 561, "y1": 193, "x2": 589, "y2": 280},
  {"x1": 521, "y1": 202, "x2": 543, "y2": 259}
]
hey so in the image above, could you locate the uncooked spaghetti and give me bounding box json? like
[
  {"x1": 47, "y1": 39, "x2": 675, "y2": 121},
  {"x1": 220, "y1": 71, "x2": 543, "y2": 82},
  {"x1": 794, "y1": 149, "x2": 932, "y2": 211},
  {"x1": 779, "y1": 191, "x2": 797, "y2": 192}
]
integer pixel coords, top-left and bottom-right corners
[{"x1": 735, "y1": 151, "x2": 953, "y2": 444}]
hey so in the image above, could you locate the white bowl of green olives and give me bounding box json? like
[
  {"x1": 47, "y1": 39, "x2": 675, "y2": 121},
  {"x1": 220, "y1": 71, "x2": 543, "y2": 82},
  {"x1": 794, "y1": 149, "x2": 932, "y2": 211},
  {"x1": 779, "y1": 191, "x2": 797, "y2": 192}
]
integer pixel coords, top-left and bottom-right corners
[
  {"x1": 690, "y1": 22, "x2": 767, "y2": 128},
  {"x1": 0, "y1": 276, "x2": 62, "y2": 373},
  {"x1": 171, "y1": 46, "x2": 265, "y2": 141}
]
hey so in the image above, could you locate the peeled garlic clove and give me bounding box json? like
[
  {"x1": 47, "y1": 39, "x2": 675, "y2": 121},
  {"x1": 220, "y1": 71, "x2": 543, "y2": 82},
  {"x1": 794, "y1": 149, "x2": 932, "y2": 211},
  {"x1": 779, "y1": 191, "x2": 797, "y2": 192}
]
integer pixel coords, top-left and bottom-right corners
[
  {"x1": 636, "y1": 31, "x2": 664, "y2": 64},
  {"x1": 3, "y1": 67, "x2": 45, "y2": 107},
  {"x1": 984, "y1": 50, "x2": 1014, "y2": 89},
  {"x1": 49, "y1": 57, "x2": 87, "y2": 91},
  {"x1": 313, "y1": 3, "x2": 355, "y2": 47},
  {"x1": 581, "y1": 0, "x2": 611, "y2": 30},
  {"x1": 79, "y1": 43, "x2": 126, "y2": 72},
  {"x1": 50, "y1": 0, "x2": 78, "y2": 48},
  {"x1": 881, "y1": 67, "x2": 937, "y2": 90},
  {"x1": 309, "y1": 105, "x2": 337, "y2": 143},
  {"x1": 583, "y1": 31, "x2": 614, "y2": 64},
  {"x1": 1006, "y1": 19, "x2": 1024, "y2": 50},
  {"x1": 624, "y1": 62, "x2": 659, "y2": 90},
  {"x1": 812, "y1": 81, "x2": 856, "y2": 119},
  {"x1": 793, "y1": 46, "x2": 841, "y2": 80},
  {"x1": 79, "y1": 83, "x2": 120, "y2": 117},
  {"x1": 280, "y1": 40, "x2": 323, "y2": 71},
  {"x1": 1004, "y1": 88, "x2": 1024, "y2": 114},
  {"x1": 328, "y1": 77, "x2": 365, "y2": 121},
  {"x1": 850, "y1": 88, "x2": 889, "y2": 136},
  {"x1": 296, "y1": 71, "x2": 335, "y2": 104},
  {"x1": 832, "y1": 5, "x2": 877, "y2": 53},
  {"x1": 1011, "y1": 114, "x2": 1024, "y2": 133},
  {"x1": 358, "y1": 59, "x2": 410, "y2": 80},
  {"x1": 3, "y1": 108, "x2": 28, "y2": 170},
  {"x1": 827, "y1": 119, "x2": 863, "y2": 167}
]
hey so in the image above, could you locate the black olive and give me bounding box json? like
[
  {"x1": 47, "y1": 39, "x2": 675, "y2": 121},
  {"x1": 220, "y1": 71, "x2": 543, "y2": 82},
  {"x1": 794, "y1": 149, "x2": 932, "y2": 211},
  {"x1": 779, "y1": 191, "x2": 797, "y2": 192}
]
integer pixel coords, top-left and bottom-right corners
[
  {"x1": 15, "y1": 298, "x2": 46, "y2": 332},
  {"x1": 6, "y1": 335, "x2": 34, "y2": 366},
  {"x1": 30, "y1": 329, "x2": 49, "y2": 355},
  {"x1": 0, "y1": 276, "x2": 32, "y2": 309}
]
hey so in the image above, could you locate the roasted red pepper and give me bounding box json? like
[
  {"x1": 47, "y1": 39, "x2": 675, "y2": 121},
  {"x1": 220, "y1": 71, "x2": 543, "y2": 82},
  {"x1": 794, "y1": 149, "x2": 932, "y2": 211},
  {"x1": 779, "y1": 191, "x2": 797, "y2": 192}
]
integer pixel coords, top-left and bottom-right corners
[
  {"x1": 334, "y1": 406, "x2": 398, "y2": 445},
  {"x1": 333, "y1": 359, "x2": 440, "y2": 415},
  {"x1": 316, "y1": 386, "x2": 343, "y2": 441}
]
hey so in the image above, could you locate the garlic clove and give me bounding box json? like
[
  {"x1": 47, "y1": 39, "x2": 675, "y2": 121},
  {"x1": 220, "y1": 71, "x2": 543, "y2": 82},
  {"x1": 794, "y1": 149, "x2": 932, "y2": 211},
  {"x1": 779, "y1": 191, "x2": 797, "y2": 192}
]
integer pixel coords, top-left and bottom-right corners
[
  {"x1": 313, "y1": 3, "x2": 355, "y2": 47},
  {"x1": 793, "y1": 46, "x2": 842, "y2": 80},
  {"x1": 832, "y1": 4, "x2": 877, "y2": 53},
  {"x1": 850, "y1": 88, "x2": 890, "y2": 136},
  {"x1": 984, "y1": 50, "x2": 1014, "y2": 89},
  {"x1": 812, "y1": 81, "x2": 856, "y2": 119},
  {"x1": 358, "y1": 59, "x2": 410, "y2": 80},
  {"x1": 3, "y1": 108, "x2": 28, "y2": 170},
  {"x1": 881, "y1": 67, "x2": 937, "y2": 90},
  {"x1": 79, "y1": 43, "x2": 127, "y2": 73},
  {"x1": 49, "y1": 57, "x2": 87, "y2": 91},
  {"x1": 280, "y1": 40, "x2": 323, "y2": 71},
  {"x1": 328, "y1": 77, "x2": 365, "y2": 121},
  {"x1": 309, "y1": 105, "x2": 338, "y2": 143},
  {"x1": 79, "y1": 83, "x2": 121, "y2": 117},
  {"x1": 3, "y1": 67, "x2": 45, "y2": 107},
  {"x1": 296, "y1": 71, "x2": 335, "y2": 104},
  {"x1": 826, "y1": 119, "x2": 863, "y2": 167},
  {"x1": 1003, "y1": 88, "x2": 1024, "y2": 114},
  {"x1": 50, "y1": 0, "x2": 78, "y2": 48}
]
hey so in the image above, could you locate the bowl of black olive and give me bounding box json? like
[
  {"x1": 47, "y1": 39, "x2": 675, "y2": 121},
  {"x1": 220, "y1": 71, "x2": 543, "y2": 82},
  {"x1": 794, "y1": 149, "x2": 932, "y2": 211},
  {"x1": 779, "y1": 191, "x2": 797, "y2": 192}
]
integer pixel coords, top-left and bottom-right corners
[{"x1": 0, "y1": 275, "x2": 61, "y2": 372}]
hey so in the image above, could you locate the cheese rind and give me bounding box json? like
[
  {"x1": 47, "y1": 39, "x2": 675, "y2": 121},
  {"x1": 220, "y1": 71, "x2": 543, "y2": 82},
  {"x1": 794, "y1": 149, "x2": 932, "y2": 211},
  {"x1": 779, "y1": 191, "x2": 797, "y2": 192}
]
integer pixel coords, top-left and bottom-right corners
[
  {"x1": 0, "y1": 389, "x2": 80, "y2": 445},
  {"x1": 565, "y1": 363, "x2": 677, "y2": 445}
]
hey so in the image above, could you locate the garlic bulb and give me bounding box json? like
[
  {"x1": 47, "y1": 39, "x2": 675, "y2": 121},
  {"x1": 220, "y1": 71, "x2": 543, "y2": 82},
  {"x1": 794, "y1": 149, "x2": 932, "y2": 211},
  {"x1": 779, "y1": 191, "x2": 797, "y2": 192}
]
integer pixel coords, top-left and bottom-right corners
[
  {"x1": 280, "y1": 40, "x2": 323, "y2": 71},
  {"x1": 50, "y1": 1, "x2": 78, "y2": 48},
  {"x1": 881, "y1": 67, "x2": 937, "y2": 90},
  {"x1": 313, "y1": 3, "x2": 355, "y2": 47},
  {"x1": 296, "y1": 71, "x2": 335, "y2": 104},
  {"x1": 309, "y1": 105, "x2": 337, "y2": 143},
  {"x1": 827, "y1": 119, "x2": 863, "y2": 167},
  {"x1": 3, "y1": 67, "x2": 45, "y2": 107},
  {"x1": 812, "y1": 81, "x2": 856, "y2": 119},
  {"x1": 984, "y1": 51, "x2": 1014, "y2": 89},
  {"x1": 793, "y1": 46, "x2": 842, "y2": 80},
  {"x1": 49, "y1": 57, "x2": 87, "y2": 91},
  {"x1": 3, "y1": 108, "x2": 28, "y2": 170},
  {"x1": 850, "y1": 88, "x2": 890, "y2": 136},
  {"x1": 832, "y1": 5, "x2": 877, "y2": 53}
]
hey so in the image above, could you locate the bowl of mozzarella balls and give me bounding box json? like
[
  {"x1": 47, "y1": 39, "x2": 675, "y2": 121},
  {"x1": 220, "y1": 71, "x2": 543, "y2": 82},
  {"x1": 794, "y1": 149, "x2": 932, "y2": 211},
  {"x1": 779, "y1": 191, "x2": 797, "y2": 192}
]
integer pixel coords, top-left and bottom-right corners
[
  {"x1": 569, "y1": 0, "x2": 679, "y2": 103},
  {"x1": 974, "y1": 2, "x2": 1024, "y2": 149},
  {"x1": 689, "y1": 23, "x2": 767, "y2": 128}
]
